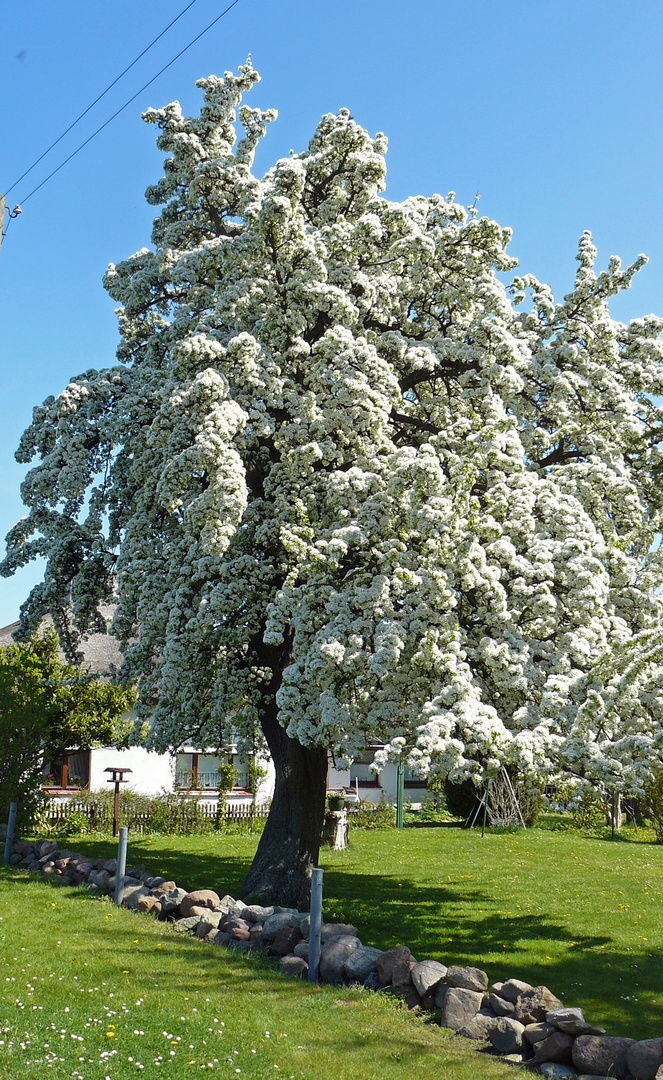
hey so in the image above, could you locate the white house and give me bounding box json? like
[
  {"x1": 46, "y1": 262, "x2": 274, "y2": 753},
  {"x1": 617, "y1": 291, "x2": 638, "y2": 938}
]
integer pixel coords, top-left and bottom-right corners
[
  {"x1": 0, "y1": 616, "x2": 427, "y2": 809},
  {"x1": 328, "y1": 750, "x2": 429, "y2": 807}
]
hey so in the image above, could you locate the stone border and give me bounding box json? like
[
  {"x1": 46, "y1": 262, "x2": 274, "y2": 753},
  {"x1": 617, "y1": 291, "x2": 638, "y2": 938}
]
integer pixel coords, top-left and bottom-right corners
[{"x1": 7, "y1": 837, "x2": 662, "y2": 1080}]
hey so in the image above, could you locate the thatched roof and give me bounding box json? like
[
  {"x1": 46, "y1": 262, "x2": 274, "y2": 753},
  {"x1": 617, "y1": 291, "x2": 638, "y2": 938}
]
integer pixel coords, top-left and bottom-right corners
[{"x1": 0, "y1": 606, "x2": 124, "y2": 676}]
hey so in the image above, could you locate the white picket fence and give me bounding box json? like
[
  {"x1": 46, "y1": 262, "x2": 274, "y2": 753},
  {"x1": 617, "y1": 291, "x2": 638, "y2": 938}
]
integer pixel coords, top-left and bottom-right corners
[{"x1": 42, "y1": 796, "x2": 269, "y2": 831}]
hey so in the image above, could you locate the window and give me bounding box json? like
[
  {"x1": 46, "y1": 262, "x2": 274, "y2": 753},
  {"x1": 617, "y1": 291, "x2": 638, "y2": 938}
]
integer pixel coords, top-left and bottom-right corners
[
  {"x1": 43, "y1": 750, "x2": 90, "y2": 790},
  {"x1": 404, "y1": 765, "x2": 426, "y2": 789},
  {"x1": 198, "y1": 754, "x2": 223, "y2": 790},
  {"x1": 350, "y1": 751, "x2": 381, "y2": 788},
  {"x1": 175, "y1": 753, "x2": 196, "y2": 789},
  {"x1": 175, "y1": 752, "x2": 251, "y2": 791},
  {"x1": 232, "y1": 756, "x2": 250, "y2": 789}
]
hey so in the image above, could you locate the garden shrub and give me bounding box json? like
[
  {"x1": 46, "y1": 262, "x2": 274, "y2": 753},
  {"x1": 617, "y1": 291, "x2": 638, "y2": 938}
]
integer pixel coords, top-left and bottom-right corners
[
  {"x1": 572, "y1": 789, "x2": 606, "y2": 831},
  {"x1": 444, "y1": 777, "x2": 482, "y2": 820},
  {"x1": 512, "y1": 776, "x2": 543, "y2": 827},
  {"x1": 643, "y1": 771, "x2": 663, "y2": 842},
  {"x1": 34, "y1": 784, "x2": 250, "y2": 837},
  {"x1": 444, "y1": 771, "x2": 542, "y2": 827},
  {"x1": 55, "y1": 809, "x2": 92, "y2": 837},
  {"x1": 349, "y1": 797, "x2": 396, "y2": 830}
]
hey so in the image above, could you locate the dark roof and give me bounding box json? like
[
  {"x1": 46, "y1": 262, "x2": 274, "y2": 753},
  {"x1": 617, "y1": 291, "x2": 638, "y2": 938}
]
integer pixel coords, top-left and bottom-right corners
[{"x1": 0, "y1": 605, "x2": 124, "y2": 676}]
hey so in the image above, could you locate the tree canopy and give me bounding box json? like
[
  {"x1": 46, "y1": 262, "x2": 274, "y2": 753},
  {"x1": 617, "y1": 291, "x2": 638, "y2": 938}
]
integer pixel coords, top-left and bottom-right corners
[{"x1": 4, "y1": 62, "x2": 663, "y2": 898}]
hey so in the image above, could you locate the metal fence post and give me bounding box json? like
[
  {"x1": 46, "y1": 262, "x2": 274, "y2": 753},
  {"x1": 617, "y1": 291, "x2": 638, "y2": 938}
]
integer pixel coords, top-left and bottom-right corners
[
  {"x1": 396, "y1": 761, "x2": 405, "y2": 829},
  {"x1": 114, "y1": 826, "x2": 128, "y2": 906},
  {"x1": 3, "y1": 803, "x2": 17, "y2": 864},
  {"x1": 481, "y1": 778, "x2": 491, "y2": 837},
  {"x1": 308, "y1": 867, "x2": 323, "y2": 982}
]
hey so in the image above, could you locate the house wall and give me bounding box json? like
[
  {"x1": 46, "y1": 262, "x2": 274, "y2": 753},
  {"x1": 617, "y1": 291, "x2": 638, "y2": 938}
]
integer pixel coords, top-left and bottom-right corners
[
  {"x1": 87, "y1": 745, "x2": 277, "y2": 803},
  {"x1": 89, "y1": 746, "x2": 175, "y2": 797},
  {"x1": 328, "y1": 759, "x2": 428, "y2": 806},
  {"x1": 255, "y1": 757, "x2": 275, "y2": 806}
]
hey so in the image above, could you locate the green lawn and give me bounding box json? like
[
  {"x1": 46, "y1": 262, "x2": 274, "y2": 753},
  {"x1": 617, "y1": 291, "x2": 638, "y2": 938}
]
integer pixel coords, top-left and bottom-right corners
[
  {"x1": 0, "y1": 867, "x2": 512, "y2": 1080},
  {"x1": 58, "y1": 820, "x2": 663, "y2": 1040}
]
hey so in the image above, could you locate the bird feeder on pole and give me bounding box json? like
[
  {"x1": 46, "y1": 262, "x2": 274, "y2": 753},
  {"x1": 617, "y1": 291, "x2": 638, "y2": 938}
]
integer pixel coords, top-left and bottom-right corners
[{"x1": 104, "y1": 767, "x2": 132, "y2": 837}]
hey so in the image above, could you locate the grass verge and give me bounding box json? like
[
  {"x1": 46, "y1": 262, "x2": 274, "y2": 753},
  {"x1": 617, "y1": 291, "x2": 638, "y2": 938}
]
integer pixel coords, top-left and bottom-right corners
[{"x1": 0, "y1": 867, "x2": 513, "y2": 1080}]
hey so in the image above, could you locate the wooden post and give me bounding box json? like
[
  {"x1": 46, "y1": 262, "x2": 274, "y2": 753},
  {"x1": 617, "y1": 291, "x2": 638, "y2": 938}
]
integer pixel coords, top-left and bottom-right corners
[{"x1": 104, "y1": 767, "x2": 132, "y2": 837}]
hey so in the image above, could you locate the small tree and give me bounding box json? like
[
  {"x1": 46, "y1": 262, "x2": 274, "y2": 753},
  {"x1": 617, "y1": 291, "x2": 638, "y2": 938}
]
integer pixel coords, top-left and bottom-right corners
[{"x1": 0, "y1": 630, "x2": 135, "y2": 828}]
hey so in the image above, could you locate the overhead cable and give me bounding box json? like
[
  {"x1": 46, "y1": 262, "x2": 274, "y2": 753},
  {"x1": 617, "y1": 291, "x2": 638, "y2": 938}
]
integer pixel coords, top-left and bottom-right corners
[
  {"x1": 13, "y1": 0, "x2": 243, "y2": 207},
  {"x1": 5, "y1": 0, "x2": 204, "y2": 197}
]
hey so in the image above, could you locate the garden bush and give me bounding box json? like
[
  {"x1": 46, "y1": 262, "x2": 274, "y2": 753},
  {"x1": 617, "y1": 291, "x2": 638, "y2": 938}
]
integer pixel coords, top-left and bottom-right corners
[
  {"x1": 444, "y1": 777, "x2": 482, "y2": 819},
  {"x1": 348, "y1": 798, "x2": 396, "y2": 830},
  {"x1": 34, "y1": 786, "x2": 252, "y2": 837},
  {"x1": 643, "y1": 771, "x2": 663, "y2": 842}
]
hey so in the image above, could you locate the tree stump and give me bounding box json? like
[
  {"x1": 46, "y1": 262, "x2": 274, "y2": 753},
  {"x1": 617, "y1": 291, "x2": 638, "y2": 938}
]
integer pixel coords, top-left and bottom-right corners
[{"x1": 322, "y1": 809, "x2": 348, "y2": 850}]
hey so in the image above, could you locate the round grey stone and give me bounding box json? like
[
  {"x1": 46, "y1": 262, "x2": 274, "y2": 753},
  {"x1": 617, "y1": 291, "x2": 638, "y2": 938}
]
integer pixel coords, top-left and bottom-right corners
[
  {"x1": 344, "y1": 946, "x2": 383, "y2": 983},
  {"x1": 490, "y1": 992, "x2": 516, "y2": 1017},
  {"x1": 458, "y1": 1010, "x2": 495, "y2": 1042},
  {"x1": 439, "y1": 987, "x2": 483, "y2": 1032},
  {"x1": 572, "y1": 1035, "x2": 634, "y2": 1080},
  {"x1": 411, "y1": 959, "x2": 448, "y2": 997},
  {"x1": 446, "y1": 964, "x2": 488, "y2": 993},
  {"x1": 262, "y1": 912, "x2": 302, "y2": 943},
  {"x1": 487, "y1": 1017, "x2": 526, "y2": 1055},
  {"x1": 319, "y1": 935, "x2": 361, "y2": 984},
  {"x1": 500, "y1": 978, "x2": 534, "y2": 1003},
  {"x1": 626, "y1": 1039, "x2": 663, "y2": 1080},
  {"x1": 280, "y1": 956, "x2": 308, "y2": 978}
]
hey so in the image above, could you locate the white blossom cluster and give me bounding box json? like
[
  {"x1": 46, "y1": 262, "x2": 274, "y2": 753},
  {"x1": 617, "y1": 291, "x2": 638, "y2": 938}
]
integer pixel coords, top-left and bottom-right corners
[{"x1": 5, "y1": 61, "x2": 663, "y2": 793}]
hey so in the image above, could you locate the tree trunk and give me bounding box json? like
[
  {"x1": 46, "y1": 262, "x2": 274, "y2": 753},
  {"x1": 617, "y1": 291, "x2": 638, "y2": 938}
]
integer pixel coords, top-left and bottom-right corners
[
  {"x1": 242, "y1": 700, "x2": 328, "y2": 908},
  {"x1": 605, "y1": 790, "x2": 623, "y2": 831}
]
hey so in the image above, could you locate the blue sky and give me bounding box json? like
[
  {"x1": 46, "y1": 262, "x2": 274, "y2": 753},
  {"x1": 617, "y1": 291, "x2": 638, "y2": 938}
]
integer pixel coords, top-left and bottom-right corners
[{"x1": 1, "y1": 0, "x2": 663, "y2": 627}]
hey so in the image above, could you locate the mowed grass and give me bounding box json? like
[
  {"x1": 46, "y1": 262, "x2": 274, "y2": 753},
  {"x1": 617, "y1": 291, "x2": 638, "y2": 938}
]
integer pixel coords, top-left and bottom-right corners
[
  {"x1": 0, "y1": 869, "x2": 512, "y2": 1080},
  {"x1": 62, "y1": 821, "x2": 663, "y2": 1040}
]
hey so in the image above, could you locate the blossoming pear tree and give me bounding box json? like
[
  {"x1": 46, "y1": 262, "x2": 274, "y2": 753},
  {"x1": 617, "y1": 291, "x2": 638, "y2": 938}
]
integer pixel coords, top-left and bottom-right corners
[{"x1": 4, "y1": 62, "x2": 663, "y2": 902}]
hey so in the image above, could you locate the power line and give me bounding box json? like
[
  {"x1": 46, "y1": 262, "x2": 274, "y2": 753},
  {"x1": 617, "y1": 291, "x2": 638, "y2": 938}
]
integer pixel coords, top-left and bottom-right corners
[
  {"x1": 5, "y1": 0, "x2": 204, "y2": 198},
  {"x1": 13, "y1": 0, "x2": 244, "y2": 208}
]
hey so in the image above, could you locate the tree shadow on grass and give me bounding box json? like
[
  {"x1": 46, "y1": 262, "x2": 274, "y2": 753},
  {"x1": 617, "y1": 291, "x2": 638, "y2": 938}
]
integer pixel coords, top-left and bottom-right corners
[
  {"x1": 4, "y1": 864, "x2": 663, "y2": 1043},
  {"x1": 17, "y1": 836, "x2": 663, "y2": 1041},
  {"x1": 52, "y1": 835, "x2": 255, "y2": 896},
  {"x1": 320, "y1": 865, "x2": 663, "y2": 1040}
]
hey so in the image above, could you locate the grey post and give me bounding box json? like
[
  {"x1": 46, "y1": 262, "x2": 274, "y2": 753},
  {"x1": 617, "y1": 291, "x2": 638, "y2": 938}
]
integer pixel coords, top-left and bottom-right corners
[
  {"x1": 3, "y1": 802, "x2": 17, "y2": 864},
  {"x1": 396, "y1": 760, "x2": 405, "y2": 829},
  {"x1": 308, "y1": 867, "x2": 324, "y2": 983},
  {"x1": 481, "y1": 778, "x2": 491, "y2": 837},
  {"x1": 114, "y1": 826, "x2": 128, "y2": 906}
]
